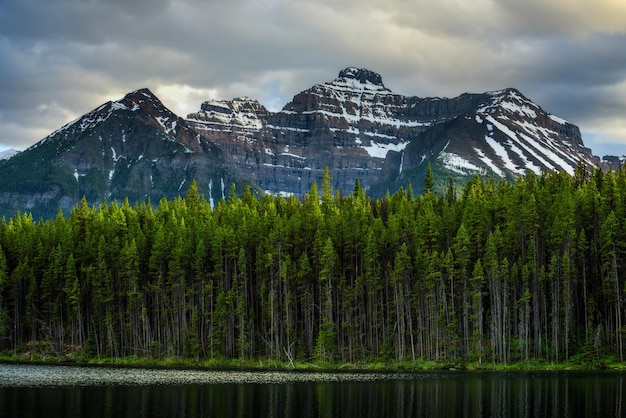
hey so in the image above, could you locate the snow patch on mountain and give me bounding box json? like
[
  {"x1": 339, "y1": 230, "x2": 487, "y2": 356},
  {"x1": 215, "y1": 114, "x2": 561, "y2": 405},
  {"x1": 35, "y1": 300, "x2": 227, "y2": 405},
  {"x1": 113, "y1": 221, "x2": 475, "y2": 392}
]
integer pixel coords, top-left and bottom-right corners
[
  {"x1": 440, "y1": 151, "x2": 485, "y2": 175},
  {"x1": 0, "y1": 149, "x2": 19, "y2": 160},
  {"x1": 327, "y1": 77, "x2": 391, "y2": 94},
  {"x1": 265, "y1": 190, "x2": 295, "y2": 198},
  {"x1": 155, "y1": 116, "x2": 176, "y2": 135},
  {"x1": 484, "y1": 115, "x2": 575, "y2": 175},
  {"x1": 300, "y1": 108, "x2": 429, "y2": 128},
  {"x1": 479, "y1": 89, "x2": 539, "y2": 118},
  {"x1": 267, "y1": 125, "x2": 309, "y2": 133},
  {"x1": 362, "y1": 140, "x2": 409, "y2": 158},
  {"x1": 110, "y1": 102, "x2": 129, "y2": 112},
  {"x1": 281, "y1": 153, "x2": 306, "y2": 160},
  {"x1": 548, "y1": 114, "x2": 569, "y2": 124},
  {"x1": 474, "y1": 147, "x2": 504, "y2": 177},
  {"x1": 73, "y1": 168, "x2": 87, "y2": 182},
  {"x1": 499, "y1": 100, "x2": 537, "y2": 119},
  {"x1": 484, "y1": 135, "x2": 523, "y2": 175}
]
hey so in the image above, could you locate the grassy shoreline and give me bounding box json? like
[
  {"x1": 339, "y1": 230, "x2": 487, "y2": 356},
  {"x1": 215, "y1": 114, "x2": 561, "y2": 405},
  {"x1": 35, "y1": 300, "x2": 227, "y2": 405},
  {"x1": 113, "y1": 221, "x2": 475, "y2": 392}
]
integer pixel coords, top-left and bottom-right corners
[{"x1": 1, "y1": 352, "x2": 625, "y2": 372}]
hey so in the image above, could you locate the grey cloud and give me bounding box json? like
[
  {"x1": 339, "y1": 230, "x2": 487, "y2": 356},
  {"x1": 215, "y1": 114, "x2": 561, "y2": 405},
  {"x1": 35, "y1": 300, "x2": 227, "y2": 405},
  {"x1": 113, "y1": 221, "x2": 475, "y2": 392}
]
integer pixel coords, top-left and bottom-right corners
[
  {"x1": 497, "y1": 0, "x2": 626, "y2": 38},
  {"x1": 1, "y1": 0, "x2": 626, "y2": 157},
  {"x1": 0, "y1": 0, "x2": 171, "y2": 42},
  {"x1": 518, "y1": 34, "x2": 626, "y2": 87}
]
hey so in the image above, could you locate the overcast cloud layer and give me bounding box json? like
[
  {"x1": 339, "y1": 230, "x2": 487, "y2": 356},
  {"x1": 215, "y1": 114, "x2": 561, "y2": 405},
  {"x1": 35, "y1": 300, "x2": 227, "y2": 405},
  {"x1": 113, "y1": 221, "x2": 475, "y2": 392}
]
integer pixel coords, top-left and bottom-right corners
[{"x1": 1, "y1": 0, "x2": 625, "y2": 157}]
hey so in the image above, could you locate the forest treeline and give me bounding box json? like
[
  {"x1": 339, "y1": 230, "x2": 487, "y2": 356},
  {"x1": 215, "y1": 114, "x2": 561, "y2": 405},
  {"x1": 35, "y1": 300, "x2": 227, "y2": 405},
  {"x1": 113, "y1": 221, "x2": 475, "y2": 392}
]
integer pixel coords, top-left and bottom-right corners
[{"x1": 0, "y1": 165, "x2": 624, "y2": 366}]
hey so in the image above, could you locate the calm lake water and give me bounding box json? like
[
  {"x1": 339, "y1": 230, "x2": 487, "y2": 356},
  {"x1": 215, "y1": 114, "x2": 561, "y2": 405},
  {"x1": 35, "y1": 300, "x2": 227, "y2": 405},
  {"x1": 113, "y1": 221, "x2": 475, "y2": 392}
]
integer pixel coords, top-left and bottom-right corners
[{"x1": 0, "y1": 363, "x2": 624, "y2": 417}]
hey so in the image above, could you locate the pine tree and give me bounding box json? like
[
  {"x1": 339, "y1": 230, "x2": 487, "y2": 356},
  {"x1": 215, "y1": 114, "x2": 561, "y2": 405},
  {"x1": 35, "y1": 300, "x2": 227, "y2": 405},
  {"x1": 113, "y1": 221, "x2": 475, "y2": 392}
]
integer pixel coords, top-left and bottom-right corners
[
  {"x1": 470, "y1": 259, "x2": 485, "y2": 364},
  {"x1": 424, "y1": 162, "x2": 434, "y2": 193},
  {"x1": 600, "y1": 211, "x2": 623, "y2": 361},
  {"x1": 316, "y1": 237, "x2": 337, "y2": 362}
]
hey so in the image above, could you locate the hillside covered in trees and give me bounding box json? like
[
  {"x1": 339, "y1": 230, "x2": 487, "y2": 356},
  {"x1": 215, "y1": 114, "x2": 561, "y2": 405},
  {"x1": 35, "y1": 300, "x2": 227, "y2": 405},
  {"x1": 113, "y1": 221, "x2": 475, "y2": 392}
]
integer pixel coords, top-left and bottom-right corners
[{"x1": 0, "y1": 165, "x2": 625, "y2": 367}]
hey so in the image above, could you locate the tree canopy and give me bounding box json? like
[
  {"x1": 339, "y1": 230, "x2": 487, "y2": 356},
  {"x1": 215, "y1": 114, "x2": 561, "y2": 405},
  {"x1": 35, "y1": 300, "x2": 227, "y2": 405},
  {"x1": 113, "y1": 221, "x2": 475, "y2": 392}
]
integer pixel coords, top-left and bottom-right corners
[{"x1": 1, "y1": 168, "x2": 625, "y2": 366}]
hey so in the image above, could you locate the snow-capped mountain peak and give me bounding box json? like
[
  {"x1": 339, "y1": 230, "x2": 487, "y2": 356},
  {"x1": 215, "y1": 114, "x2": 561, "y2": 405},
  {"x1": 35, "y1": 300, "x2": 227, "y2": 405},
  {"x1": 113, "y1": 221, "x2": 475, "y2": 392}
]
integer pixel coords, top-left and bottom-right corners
[
  {"x1": 32, "y1": 88, "x2": 198, "y2": 154},
  {"x1": 329, "y1": 67, "x2": 389, "y2": 92},
  {"x1": 480, "y1": 88, "x2": 541, "y2": 118},
  {"x1": 324, "y1": 67, "x2": 391, "y2": 94},
  {"x1": 40, "y1": 89, "x2": 156, "y2": 143}
]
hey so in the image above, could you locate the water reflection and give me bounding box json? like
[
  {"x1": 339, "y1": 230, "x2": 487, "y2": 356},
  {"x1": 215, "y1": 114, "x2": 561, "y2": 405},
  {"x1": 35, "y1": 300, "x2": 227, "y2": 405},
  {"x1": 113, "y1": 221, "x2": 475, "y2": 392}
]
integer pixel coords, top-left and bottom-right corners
[{"x1": 0, "y1": 366, "x2": 623, "y2": 418}]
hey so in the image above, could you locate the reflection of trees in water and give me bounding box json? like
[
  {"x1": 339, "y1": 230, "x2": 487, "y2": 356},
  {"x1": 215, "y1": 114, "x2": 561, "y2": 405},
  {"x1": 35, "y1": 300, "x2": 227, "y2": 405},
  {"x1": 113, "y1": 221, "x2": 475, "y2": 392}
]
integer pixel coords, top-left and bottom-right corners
[{"x1": 1, "y1": 367, "x2": 624, "y2": 418}]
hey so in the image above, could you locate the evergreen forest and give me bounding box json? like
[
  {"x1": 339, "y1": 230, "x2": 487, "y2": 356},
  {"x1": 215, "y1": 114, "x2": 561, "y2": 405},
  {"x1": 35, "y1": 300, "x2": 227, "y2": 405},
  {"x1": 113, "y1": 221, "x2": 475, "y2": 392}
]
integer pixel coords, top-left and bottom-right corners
[{"x1": 1, "y1": 165, "x2": 625, "y2": 367}]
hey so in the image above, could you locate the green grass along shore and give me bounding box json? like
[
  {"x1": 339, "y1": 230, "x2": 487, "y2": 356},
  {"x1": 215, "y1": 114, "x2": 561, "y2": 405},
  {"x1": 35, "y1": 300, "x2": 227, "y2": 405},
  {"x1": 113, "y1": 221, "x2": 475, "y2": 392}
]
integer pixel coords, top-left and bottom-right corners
[{"x1": 2, "y1": 352, "x2": 625, "y2": 372}]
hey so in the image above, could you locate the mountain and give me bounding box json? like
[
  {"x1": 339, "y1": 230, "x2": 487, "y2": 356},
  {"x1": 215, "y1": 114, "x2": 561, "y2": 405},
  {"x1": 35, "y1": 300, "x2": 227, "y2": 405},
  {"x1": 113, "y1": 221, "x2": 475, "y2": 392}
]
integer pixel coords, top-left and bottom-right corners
[
  {"x1": 374, "y1": 87, "x2": 598, "y2": 193},
  {"x1": 0, "y1": 68, "x2": 600, "y2": 218},
  {"x1": 187, "y1": 68, "x2": 598, "y2": 195},
  {"x1": 0, "y1": 89, "x2": 254, "y2": 218},
  {"x1": 601, "y1": 155, "x2": 626, "y2": 171}
]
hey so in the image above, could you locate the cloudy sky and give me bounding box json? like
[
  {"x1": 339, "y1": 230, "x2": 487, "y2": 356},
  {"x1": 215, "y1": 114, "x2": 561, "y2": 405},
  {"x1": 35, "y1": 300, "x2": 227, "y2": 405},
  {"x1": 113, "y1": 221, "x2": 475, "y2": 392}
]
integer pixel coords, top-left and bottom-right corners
[{"x1": 1, "y1": 0, "x2": 625, "y2": 157}]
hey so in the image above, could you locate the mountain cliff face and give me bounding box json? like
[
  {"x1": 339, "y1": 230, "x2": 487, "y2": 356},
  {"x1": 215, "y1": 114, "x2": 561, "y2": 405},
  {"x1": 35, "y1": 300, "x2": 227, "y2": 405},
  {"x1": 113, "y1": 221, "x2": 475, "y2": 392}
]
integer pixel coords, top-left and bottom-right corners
[{"x1": 0, "y1": 68, "x2": 601, "y2": 218}]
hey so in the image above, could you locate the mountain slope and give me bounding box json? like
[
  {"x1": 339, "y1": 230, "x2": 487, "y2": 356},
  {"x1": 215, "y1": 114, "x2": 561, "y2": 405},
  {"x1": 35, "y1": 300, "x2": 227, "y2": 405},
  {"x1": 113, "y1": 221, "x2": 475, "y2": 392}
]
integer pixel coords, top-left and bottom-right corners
[{"x1": 372, "y1": 87, "x2": 598, "y2": 193}]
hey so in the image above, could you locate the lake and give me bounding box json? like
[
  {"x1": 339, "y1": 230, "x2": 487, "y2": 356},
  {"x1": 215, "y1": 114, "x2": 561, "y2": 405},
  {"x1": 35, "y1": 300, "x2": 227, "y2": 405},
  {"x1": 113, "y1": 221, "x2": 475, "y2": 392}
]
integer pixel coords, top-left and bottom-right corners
[{"x1": 0, "y1": 363, "x2": 624, "y2": 417}]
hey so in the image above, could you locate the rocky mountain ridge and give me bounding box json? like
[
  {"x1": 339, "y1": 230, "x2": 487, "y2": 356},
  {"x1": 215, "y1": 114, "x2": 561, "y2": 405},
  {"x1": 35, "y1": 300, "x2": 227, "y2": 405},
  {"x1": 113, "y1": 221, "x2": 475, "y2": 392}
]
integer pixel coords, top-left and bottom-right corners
[
  {"x1": 187, "y1": 68, "x2": 598, "y2": 195},
  {"x1": 0, "y1": 68, "x2": 603, "y2": 218}
]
